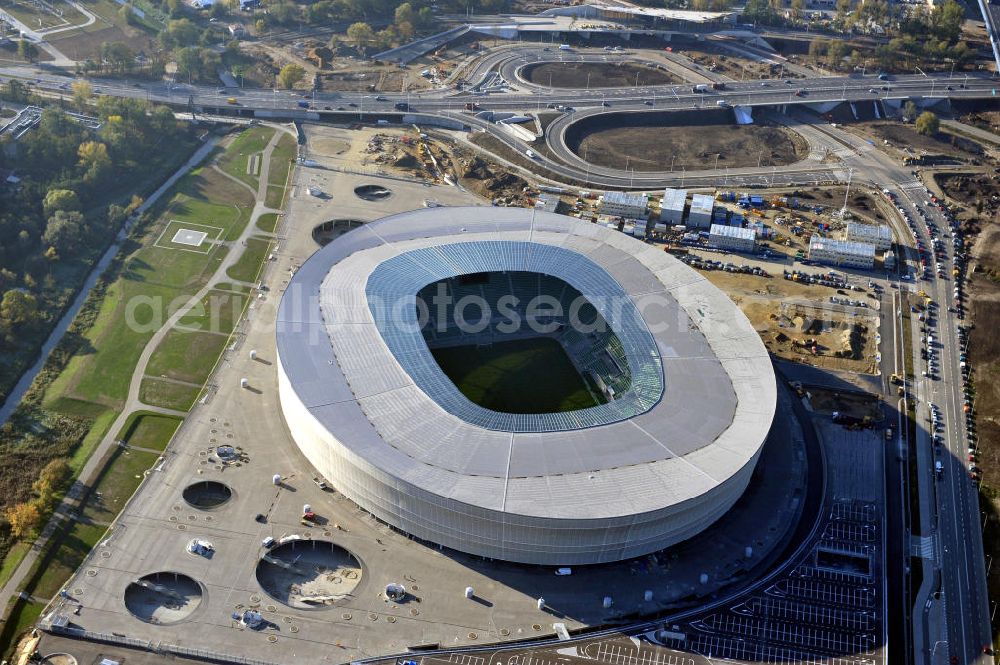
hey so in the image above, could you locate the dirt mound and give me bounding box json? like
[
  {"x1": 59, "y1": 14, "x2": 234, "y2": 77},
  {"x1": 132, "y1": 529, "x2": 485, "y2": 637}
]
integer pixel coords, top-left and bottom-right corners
[
  {"x1": 458, "y1": 155, "x2": 529, "y2": 203},
  {"x1": 393, "y1": 153, "x2": 418, "y2": 168}
]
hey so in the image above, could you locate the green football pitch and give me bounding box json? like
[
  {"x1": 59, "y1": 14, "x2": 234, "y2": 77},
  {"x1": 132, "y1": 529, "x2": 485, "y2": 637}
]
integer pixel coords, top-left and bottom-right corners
[{"x1": 430, "y1": 337, "x2": 602, "y2": 414}]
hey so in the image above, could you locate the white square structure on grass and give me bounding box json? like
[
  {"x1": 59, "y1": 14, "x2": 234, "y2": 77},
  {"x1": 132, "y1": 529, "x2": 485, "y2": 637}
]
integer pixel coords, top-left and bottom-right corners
[{"x1": 172, "y1": 228, "x2": 209, "y2": 247}]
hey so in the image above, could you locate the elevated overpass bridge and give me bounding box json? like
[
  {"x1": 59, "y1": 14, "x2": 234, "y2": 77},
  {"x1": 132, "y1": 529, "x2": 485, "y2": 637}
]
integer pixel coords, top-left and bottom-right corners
[{"x1": 977, "y1": 0, "x2": 1000, "y2": 73}]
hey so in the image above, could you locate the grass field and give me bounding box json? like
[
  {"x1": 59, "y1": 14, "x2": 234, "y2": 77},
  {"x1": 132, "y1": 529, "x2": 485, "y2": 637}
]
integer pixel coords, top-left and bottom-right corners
[
  {"x1": 430, "y1": 337, "x2": 599, "y2": 414},
  {"x1": 227, "y1": 237, "x2": 272, "y2": 283},
  {"x1": 256, "y1": 213, "x2": 279, "y2": 233},
  {"x1": 177, "y1": 289, "x2": 248, "y2": 335},
  {"x1": 138, "y1": 378, "x2": 200, "y2": 411},
  {"x1": 0, "y1": 0, "x2": 87, "y2": 31},
  {"x1": 43, "y1": 165, "x2": 251, "y2": 411},
  {"x1": 118, "y1": 411, "x2": 182, "y2": 451},
  {"x1": 218, "y1": 125, "x2": 275, "y2": 189},
  {"x1": 81, "y1": 448, "x2": 159, "y2": 524},
  {"x1": 146, "y1": 329, "x2": 230, "y2": 386},
  {"x1": 267, "y1": 133, "x2": 297, "y2": 188},
  {"x1": 264, "y1": 185, "x2": 286, "y2": 209}
]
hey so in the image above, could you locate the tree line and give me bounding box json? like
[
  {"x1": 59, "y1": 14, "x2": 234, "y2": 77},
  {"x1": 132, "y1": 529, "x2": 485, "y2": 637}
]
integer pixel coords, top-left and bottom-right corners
[{"x1": 0, "y1": 85, "x2": 195, "y2": 388}]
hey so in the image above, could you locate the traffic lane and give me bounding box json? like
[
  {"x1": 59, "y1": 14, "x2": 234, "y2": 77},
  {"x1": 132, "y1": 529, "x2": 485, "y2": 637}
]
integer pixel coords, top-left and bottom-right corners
[{"x1": 914, "y1": 199, "x2": 987, "y2": 662}]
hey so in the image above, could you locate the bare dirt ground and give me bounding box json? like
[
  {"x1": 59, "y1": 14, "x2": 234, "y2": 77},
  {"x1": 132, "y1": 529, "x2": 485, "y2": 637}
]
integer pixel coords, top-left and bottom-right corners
[
  {"x1": 962, "y1": 111, "x2": 1000, "y2": 136},
  {"x1": 671, "y1": 41, "x2": 802, "y2": 81},
  {"x1": 807, "y1": 386, "x2": 882, "y2": 418},
  {"x1": 965, "y1": 219, "x2": 1000, "y2": 642},
  {"x1": 698, "y1": 263, "x2": 878, "y2": 374},
  {"x1": 47, "y1": 22, "x2": 153, "y2": 62},
  {"x1": 522, "y1": 61, "x2": 680, "y2": 88},
  {"x1": 571, "y1": 115, "x2": 808, "y2": 171},
  {"x1": 845, "y1": 121, "x2": 987, "y2": 164},
  {"x1": 935, "y1": 172, "x2": 1000, "y2": 225},
  {"x1": 738, "y1": 299, "x2": 878, "y2": 374}
]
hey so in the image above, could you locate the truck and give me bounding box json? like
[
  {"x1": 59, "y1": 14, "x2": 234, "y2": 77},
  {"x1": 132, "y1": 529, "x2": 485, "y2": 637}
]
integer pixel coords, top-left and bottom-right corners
[
  {"x1": 558, "y1": 44, "x2": 572, "y2": 51},
  {"x1": 297, "y1": 100, "x2": 310, "y2": 109},
  {"x1": 693, "y1": 84, "x2": 708, "y2": 93},
  {"x1": 712, "y1": 82, "x2": 726, "y2": 90}
]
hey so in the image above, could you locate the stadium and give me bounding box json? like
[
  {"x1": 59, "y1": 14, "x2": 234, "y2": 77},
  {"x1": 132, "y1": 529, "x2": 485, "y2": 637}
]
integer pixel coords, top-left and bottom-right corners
[{"x1": 275, "y1": 207, "x2": 776, "y2": 566}]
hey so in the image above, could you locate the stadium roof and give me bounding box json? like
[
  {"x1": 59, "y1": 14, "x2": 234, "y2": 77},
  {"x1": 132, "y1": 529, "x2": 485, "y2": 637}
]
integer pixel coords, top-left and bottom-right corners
[
  {"x1": 368, "y1": 241, "x2": 663, "y2": 432},
  {"x1": 277, "y1": 208, "x2": 774, "y2": 520}
]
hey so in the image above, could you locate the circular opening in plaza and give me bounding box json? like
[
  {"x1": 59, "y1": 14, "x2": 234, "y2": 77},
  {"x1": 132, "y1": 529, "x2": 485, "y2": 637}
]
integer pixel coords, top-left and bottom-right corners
[
  {"x1": 182, "y1": 480, "x2": 233, "y2": 509},
  {"x1": 312, "y1": 219, "x2": 365, "y2": 247},
  {"x1": 255, "y1": 539, "x2": 363, "y2": 609},
  {"x1": 124, "y1": 572, "x2": 204, "y2": 625},
  {"x1": 354, "y1": 184, "x2": 393, "y2": 201},
  {"x1": 564, "y1": 109, "x2": 808, "y2": 171}
]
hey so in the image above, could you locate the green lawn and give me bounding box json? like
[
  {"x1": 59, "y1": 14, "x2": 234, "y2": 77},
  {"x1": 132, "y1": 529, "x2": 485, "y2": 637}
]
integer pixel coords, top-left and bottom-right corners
[
  {"x1": 139, "y1": 378, "x2": 201, "y2": 412},
  {"x1": 264, "y1": 185, "x2": 286, "y2": 210},
  {"x1": 80, "y1": 448, "x2": 159, "y2": 525},
  {"x1": 0, "y1": 600, "x2": 43, "y2": 660},
  {"x1": 0, "y1": 0, "x2": 87, "y2": 30},
  {"x1": 177, "y1": 289, "x2": 248, "y2": 335},
  {"x1": 145, "y1": 328, "x2": 230, "y2": 386},
  {"x1": 118, "y1": 411, "x2": 183, "y2": 451},
  {"x1": 256, "y1": 213, "x2": 279, "y2": 233},
  {"x1": 0, "y1": 542, "x2": 30, "y2": 589},
  {"x1": 43, "y1": 166, "x2": 251, "y2": 412},
  {"x1": 218, "y1": 125, "x2": 276, "y2": 189},
  {"x1": 430, "y1": 337, "x2": 600, "y2": 414},
  {"x1": 267, "y1": 133, "x2": 297, "y2": 188},
  {"x1": 227, "y1": 237, "x2": 272, "y2": 283},
  {"x1": 68, "y1": 409, "x2": 117, "y2": 474}
]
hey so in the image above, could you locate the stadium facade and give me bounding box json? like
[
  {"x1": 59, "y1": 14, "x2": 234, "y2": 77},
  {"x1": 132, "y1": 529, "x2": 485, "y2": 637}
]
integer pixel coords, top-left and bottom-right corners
[{"x1": 276, "y1": 207, "x2": 775, "y2": 565}]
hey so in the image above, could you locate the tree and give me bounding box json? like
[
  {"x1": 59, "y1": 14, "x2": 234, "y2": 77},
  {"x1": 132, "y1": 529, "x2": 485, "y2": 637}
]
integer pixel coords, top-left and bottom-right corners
[
  {"x1": 826, "y1": 41, "x2": 848, "y2": 67},
  {"x1": 0, "y1": 290, "x2": 37, "y2": 325},
  {"x1": 33, "y1": 458, "x2": 71, "y2": 507},
  {"x1": 347, "y1": 21, "x2": 375, "y2": 55},
  {"x1": 119, "y1": 2, "x2": 137, "y2": 26},
  {"x1": 101, "y1": 41, "x2": 135, "y2": 74},
  {"x1": 277, "y1": 63, "x2": 305, "y2": 89},
  {"x1": 394, "y1": 2, "x2": 416, "y2": 26},
  {"x1": 915, "y1": 111, "x2": 940, "y2": 136},
  {"x1": 809, "y1": 38, "x2": 828, "y2": 57},
  {"x1": 790, "y1": 0, "x2": 804, "y2": 19},
  {"x1": 930, "y1": 0, "x2": 963, "y2": 43},
  {"x1": 5, "y1": 501, "x2": 41, "y2": 540},
  {"x1": 71, "y1": 80, "x2": 92, "y2": 108},
  {"x1": 43, "y1": 189, "x2": 81, "y2": 216},
  {"x1": 43, "y1": 210, "x2": 84, "y2": 254},
  {"x1": 78, "y1": 140, "x2": 111, "y2": 181},
  {"x1": 163, "y1": 18, "x2": 201, "y2": 47},
  {"x1": 17, "y1": 39, "x2": 38, "y2": 63},
  {"x1": 902, "y1": 100, "x2": 918, "y2": 121}
]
